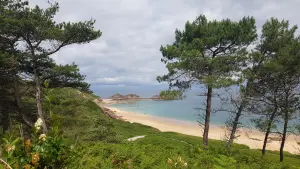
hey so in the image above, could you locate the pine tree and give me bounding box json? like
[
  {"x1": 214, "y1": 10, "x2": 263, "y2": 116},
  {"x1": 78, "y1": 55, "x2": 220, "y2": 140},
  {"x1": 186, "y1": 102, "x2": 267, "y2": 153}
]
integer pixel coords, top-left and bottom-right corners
[
  {"x1": 0, "y1": 0, "x2": 33, "y2": 130},
  {"x1": 249, "y1": 18, "x2": 300, "y2": 160},
  {"x1": 14, "y1": 1, "x2": 101, "y2": 132},
  {"x1": 0, "y1": 0, "x2": 101, "y2": 133},
  {"x1": 158, "y1": 15, "x2": 257, "y2": 146}
]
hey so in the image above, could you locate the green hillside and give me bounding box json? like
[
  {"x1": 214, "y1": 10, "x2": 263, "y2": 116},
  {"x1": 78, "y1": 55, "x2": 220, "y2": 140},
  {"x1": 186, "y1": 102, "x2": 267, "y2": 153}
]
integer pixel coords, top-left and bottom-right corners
[
  {"x1": 54, "y1": 88, "x2": 300, "y2": 169},
  {"x1": 2, "y1": 1, "x2": 300, "y2": 168}
]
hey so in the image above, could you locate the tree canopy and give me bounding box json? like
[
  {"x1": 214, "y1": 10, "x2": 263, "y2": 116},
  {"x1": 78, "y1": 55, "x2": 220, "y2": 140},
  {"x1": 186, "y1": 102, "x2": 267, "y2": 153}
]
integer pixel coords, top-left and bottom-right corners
[
  {"x1": 159, "y1": 90, "x2": 182, "y2": 100},
  {"x1": 158, "y1": 15, "x2": 257, "y2": 146},
  {"x1": 0, "y1": 0, "x2": 101, "y2": 132}
]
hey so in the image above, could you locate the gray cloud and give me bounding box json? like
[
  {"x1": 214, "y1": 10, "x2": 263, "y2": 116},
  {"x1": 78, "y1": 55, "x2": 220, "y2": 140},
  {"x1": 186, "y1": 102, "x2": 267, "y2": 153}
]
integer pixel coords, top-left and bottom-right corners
[{"x1": 30, "y1": 0, "x2": 300, "y2": 97}]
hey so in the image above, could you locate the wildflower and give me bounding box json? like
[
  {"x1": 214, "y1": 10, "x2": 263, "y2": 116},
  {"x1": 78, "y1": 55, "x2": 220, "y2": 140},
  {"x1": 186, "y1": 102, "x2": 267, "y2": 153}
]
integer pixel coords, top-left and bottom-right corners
[
  {"x1": 11, "y1": 145, "x2": 15, "y2": 151},
  {"x1": 24, "y1": 164, "x2": 31, "y2": 169},
  {"x1": 183, "y1": 162, "x2": 187, "y2": 167},
  {"x1": 13, "y1": 163, "x2": 19, "y2": 169},
  {"x1": 5, "y1": 144, "x2": 15, "y2": 152},
  {"x1": 31, "y1": 153, "x2": 40, "y2": 165},
  {"x1": 178, "y1": 156, "x2": 183, "y2": 163},
  {"x1": 168, "y1": 158, "x2": 172, "y2": 164},
  {"x1": 25, "y1": 139, "x2": 31, "y2": 146},
  {"x1": 34, "y1": 118, "x2": 43, "y2": 131},
  {"x1": 25, "y1": 139, "x2": 31, "y2": 153},
  {"x1": 39, "y1": 134, "x2": 47, "y2": 142},
  {"x1": 25, "y1": 139, "x2": 31, "y2": 148},
  {"x1": 5, "y1": 144, "x2": 10, "y2": 152}
]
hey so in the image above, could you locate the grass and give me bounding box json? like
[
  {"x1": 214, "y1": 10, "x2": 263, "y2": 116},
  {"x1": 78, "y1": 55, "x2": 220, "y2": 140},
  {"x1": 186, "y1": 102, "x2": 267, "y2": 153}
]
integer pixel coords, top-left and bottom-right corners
[{"x1": 52, "y1": 88, "x2": 300, "y2": 168}]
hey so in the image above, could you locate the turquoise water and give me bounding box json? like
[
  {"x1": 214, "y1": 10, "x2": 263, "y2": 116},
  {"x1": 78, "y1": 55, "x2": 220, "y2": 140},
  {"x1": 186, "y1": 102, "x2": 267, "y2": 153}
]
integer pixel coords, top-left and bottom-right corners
[{"x1": 111, "y1": 93, "x2": 255, "y2": 127}]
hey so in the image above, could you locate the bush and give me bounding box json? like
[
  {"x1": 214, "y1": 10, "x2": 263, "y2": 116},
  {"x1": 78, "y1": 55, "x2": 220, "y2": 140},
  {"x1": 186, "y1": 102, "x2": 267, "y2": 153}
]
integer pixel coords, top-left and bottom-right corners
[{"x1": 0, "y1": 119, "x2": 78, "y2": 169}]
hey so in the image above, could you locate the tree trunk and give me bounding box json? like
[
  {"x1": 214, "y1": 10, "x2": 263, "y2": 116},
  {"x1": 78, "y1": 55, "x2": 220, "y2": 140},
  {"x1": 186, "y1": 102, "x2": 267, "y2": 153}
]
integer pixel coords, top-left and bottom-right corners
[
  {"x1": 34, "y1": 69, "x2": 47, "y2": 133},
  {"x1": 8, "y1": 112, "x2": 12, "y2": 132},
  {"x1": 226, "y1": 102, "x2": 245, "y2": 148},
  {"x1": 280, "y1": 112, "x2": 288, "y2": 162},
  {"x1": 0, "y1": 104, "x2": 9, "y2": 131},
  {"x1": 13, "y1": 75, "x2": 33, "y2": 128},
  {"x1": 262, "y1": 105, "x2": 278, "y2": 156},
  {"x1": 203, "y1": 86, "x2": 212, "y2": 146}
]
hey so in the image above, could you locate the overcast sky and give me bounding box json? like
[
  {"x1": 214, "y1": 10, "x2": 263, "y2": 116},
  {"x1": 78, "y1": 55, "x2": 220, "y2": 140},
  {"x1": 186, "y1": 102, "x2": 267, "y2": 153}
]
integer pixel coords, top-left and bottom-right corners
[{"x1": 30, "y1": 0, "x2": 300, "y2": 98}]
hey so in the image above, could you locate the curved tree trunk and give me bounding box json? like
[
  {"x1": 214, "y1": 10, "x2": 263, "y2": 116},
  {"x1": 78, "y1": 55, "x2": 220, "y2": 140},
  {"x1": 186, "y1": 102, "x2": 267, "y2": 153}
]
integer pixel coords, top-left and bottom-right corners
[
  {"x1": 262, "y1": 105, "x2": 278, "y2": 156},
  {"x1": 0, "y1": 103, "x2": 9, "y2": 131},
  {"x1": 34, "y1": 69, "x2": 47, "y2": 133},
  {"x1": 226, "y1": 102, "x2": 245, "y2": 148},
  {"x1": 280, "y1": 112, "x2": 288, "y2": 162},
  {"x1": 13, "y1": 74, "x2": 33, "y2": 128},
  {"x1": 203, "y1": 86, "x2": 212, "y2": 146}
]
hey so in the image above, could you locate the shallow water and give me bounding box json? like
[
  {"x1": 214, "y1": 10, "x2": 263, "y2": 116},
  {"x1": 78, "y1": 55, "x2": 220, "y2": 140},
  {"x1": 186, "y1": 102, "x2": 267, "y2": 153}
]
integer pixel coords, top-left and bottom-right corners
[{"x1": 111, "y1": 93, "x2": 255, "y2": 127}]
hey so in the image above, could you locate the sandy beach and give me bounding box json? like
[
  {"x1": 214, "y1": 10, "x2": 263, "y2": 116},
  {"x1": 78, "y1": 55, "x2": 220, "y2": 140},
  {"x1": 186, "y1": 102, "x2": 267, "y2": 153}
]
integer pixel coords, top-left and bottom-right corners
[{"x1": 101, "y1": 99, "x2": 300, "y2": 154}]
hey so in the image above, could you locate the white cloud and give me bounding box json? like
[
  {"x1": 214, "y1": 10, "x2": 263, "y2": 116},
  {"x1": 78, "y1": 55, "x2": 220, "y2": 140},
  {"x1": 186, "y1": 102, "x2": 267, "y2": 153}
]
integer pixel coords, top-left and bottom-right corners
[
  {"x1": 94, "y1": 76, "x2": 159, "y2": 86},
  {"x1": 29, "y1": 0, "x2": 300, "y2": 96}
]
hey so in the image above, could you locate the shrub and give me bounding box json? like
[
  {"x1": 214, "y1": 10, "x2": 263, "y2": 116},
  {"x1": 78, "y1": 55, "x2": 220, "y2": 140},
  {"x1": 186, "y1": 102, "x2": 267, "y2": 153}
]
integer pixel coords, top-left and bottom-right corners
[{"x1": 0, "y1": 119, "x2": 78, "y2": 169}]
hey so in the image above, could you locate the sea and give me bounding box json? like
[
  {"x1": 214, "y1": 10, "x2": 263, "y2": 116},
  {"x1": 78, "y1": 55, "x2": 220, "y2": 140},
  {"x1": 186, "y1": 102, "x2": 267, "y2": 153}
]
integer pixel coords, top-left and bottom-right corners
[{"x1": 110, "y1": 88, "x2": 257, "y2": 128}]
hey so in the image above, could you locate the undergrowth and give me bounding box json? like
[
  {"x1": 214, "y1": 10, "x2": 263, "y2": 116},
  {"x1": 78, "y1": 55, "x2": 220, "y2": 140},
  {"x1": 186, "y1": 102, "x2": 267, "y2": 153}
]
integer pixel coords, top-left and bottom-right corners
[{"x1": 51, "y1": 88, "x2": 300, "y2": 169}]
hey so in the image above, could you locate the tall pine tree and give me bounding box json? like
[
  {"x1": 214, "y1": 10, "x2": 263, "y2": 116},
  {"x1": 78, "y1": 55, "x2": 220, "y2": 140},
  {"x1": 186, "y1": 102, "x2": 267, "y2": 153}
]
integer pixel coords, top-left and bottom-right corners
[
  {"x1": 15, "y1": 1, "x2": 101, "y2": 132},
  {"x1": 158, "y1": 15, "x2": 257, "y2": 146},
  {"x1": 249, "y1": 19, "x2": 300, "y2": 160}
]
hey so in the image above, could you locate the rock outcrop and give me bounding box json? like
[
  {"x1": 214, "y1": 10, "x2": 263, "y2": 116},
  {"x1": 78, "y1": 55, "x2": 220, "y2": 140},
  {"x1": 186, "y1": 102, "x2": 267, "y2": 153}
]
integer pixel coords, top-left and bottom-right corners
[
  {"x1": 151, "y1": 95, "x2": 161, "y2": 100},
  {"x1": 108, "y1": 93, "x2": 140, "y2": 100},
  {"x1": 92, "y1": 99, "x2": 124, "y2": 121},
  {"x1": 125, "y1": 94, "x2": 140, "y2": 100},
  {"x1": 108, "y1": 93, "x2": 126, "y2": 100},
  {"x1": 102, "y1": 107, "x2": 124, "y2": 121}
]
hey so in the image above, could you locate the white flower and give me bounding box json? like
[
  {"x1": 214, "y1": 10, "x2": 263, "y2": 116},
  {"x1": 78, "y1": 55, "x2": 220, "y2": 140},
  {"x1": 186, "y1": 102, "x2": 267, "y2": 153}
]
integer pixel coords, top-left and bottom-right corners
[
  {"x1": 178, "y1": 156, "x2": 183, "y2": 162},
  {"x1": 11, "y1": 145, "x2": 16, "y2": 151},
  {"x1": 39, "y1": 134, "x2": 47, "y2": 141},
  {"x1": 183, "y1": 162, "x2": 187, "y2": 167},
  {"x1": 5, "y1": 144, "x2": 15, "y2": 152},
  {"x1": 34, "y1": 118, "x2": 43, "y2": 131}
]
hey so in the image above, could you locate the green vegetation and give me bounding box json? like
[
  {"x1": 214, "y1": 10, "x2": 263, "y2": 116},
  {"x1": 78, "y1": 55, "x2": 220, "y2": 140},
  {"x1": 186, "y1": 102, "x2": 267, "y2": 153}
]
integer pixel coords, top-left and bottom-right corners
[
  {"x1": 158, "y1": 13, "x2": 300, "y2": 162},
  {"x1": 158, "y1": 15, "x2": 257, "y2": 146},
  {"x1": 1, "y1": 0, "x2": 300, "y2": 168},
  {"x1": 159, "y1": 90, "x2": 182, "y2": 100},
  {"x1": 50, "y1": 88, "x2": 300, "y2": 168},
  {"x1": 5, "y1": 85, "x2": 298, "y2": 168},
  {"x1": 245, "y1": 18, "x2": 300, "y2": 161}
]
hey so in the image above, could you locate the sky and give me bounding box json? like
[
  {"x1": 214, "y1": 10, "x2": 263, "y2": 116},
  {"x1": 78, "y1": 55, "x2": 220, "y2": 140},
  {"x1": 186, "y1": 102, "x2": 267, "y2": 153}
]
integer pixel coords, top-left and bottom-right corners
[{"x1": 30, "y1": 0, "x2": 300, "y2": 98}]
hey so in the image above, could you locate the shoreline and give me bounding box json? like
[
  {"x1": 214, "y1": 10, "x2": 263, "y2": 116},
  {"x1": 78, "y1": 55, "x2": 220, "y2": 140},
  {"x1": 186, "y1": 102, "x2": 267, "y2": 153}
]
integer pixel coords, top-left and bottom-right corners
[
  {"x1": 101, "y1": 98, "x2": 161, "y2": 105},
  {"x1": 101, "y1": 99, "x2": 300, "y2": 154}
]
